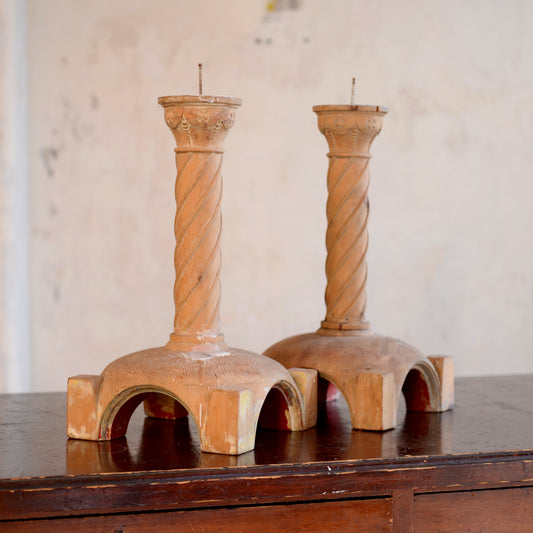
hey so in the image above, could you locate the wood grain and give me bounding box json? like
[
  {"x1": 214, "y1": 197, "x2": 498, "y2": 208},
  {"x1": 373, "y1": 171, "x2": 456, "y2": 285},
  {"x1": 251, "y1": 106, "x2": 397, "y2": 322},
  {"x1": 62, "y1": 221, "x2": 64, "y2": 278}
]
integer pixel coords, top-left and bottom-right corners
[
  {"x1": 2, "y1": 376, "x2": 533, "y2": 529},
  {"x1": 316, "y1": 105, "x2": 386, "y2": 332},
  {"x1": 0, "y1": 499, "x2": 393, "y2": 532},
  {"x1": 414, "y1": 487, "x2": 533, "y2": 532},
  {"x1": 265, "y1": 104, "x2": 453, "y2": 432},
  {"x1": 65, "y1": 95, "x2": 315, "y2": 456}
]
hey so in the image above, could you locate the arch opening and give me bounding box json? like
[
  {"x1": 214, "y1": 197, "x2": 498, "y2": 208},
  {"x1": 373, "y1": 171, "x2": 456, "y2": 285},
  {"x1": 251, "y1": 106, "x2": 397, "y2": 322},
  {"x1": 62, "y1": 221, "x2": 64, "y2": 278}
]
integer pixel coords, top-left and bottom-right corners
[
  {"x1": 316, "y1": 375, "x2": 351, "y2": 427},
  {"x1": 402, "y1": 364, "x2": 440, "y2": 412},
  {"x1": 258, "y1": 381, "x2": 301, "y2": 431},
  {"x1": 317, "y1": 375, "x2": 341, "y2": 403},
  {"x1": 100, "y1": 387, "x2": 194, "y2": 440},
  {"x1": 143, "y1": 391, "x2": 189, "y2": 420}
]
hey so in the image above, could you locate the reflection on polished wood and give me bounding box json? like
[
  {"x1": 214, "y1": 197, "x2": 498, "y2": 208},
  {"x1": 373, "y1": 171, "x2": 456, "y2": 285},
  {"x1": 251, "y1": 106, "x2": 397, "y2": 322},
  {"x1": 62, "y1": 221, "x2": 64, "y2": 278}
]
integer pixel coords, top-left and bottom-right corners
[
  {"x1": 2, "y1": 376, "x2": 533, "y2": 532},
  {"x1": 0, "y1": 376, "x2": 531, "y2": 479}
]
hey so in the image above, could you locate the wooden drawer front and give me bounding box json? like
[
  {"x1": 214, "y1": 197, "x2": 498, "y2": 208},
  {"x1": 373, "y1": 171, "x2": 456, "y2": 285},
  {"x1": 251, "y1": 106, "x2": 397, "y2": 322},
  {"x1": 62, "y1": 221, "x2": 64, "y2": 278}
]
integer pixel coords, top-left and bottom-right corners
[
  {"x1": 414, "y1": 487, "x2": 533, "y2": 532},
  {"x1": 1, "y1": 498, "x2": 392, "y2": 532}
]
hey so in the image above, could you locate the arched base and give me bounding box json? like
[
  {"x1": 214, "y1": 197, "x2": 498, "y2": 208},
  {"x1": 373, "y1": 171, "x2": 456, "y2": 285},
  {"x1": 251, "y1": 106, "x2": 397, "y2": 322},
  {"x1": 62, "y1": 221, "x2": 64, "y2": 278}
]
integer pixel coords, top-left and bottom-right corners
[
  {"x1": 67, "y1": 345, "x2": 317, "y2": 455},
  {"x1": 264, "y1": 331, "x2": 453, "y2": 431}
]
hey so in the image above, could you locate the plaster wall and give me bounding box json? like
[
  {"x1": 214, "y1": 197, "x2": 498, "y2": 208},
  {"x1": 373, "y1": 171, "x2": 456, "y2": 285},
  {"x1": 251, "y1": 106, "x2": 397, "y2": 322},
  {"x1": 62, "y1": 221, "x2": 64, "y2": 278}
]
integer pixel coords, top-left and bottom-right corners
[
  {"x1": 15, "y1": 0, "x2": 533, "y2": 390},
  {"x1": 0, "y1": 0, "x2": 30, "y2": 392}
]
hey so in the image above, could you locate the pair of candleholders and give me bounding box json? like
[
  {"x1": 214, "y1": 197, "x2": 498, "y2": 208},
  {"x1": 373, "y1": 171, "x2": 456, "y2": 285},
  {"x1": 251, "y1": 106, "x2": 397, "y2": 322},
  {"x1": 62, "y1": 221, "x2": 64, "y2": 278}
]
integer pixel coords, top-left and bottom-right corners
[{"x1": 67, "y1": 94, "x2": 453, "y2": 455}]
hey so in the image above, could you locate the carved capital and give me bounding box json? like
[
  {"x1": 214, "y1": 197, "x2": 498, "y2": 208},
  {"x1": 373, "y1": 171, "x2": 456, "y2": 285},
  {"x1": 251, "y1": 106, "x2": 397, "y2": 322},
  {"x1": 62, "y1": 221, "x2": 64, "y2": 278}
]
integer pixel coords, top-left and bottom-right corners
[
  {"x1": 313, "y1": 105, "x2": 387, "y2": 156},
  {"x1": 159, "y1": 95, "x2": 241, "y2": 151}
]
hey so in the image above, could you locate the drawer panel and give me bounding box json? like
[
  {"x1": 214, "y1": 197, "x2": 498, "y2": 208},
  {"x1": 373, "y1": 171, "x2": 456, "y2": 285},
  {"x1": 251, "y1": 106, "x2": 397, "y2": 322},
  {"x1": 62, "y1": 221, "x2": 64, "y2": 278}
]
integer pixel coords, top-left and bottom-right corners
[
  {"x1": 2, "y1": 497, "x2": 392, "y2": 532},
  {"x1": 414, "y1": 487, "x2": 533, "y2": 532}
]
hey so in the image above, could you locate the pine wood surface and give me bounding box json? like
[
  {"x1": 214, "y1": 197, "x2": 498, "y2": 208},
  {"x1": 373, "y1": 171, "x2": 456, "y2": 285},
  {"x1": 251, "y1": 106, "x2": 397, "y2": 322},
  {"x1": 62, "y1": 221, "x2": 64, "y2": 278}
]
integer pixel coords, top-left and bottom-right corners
[
  {"x1": 2, "y1": 375, "x2": 533, "y2": 531},
  {"x1": 66, "y1": 95, "x2": 315, "y2": 455},
  {"x1": 265, "y1": 105, "x2": 453, "y2": 432}
]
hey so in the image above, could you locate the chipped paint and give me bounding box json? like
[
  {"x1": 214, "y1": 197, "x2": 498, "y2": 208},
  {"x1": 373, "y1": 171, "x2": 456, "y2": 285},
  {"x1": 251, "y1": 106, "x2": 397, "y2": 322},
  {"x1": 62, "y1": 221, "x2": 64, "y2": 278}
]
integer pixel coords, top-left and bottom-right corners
[{"x1": 239, "y1": 389, "x2": 252, "y2": 420}]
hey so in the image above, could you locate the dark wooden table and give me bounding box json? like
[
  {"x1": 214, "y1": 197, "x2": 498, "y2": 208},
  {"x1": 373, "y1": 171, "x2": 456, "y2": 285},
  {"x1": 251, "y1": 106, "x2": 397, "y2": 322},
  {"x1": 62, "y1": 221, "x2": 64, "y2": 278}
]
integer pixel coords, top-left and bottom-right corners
[{"x1": 2, "y1": 375, "x2": 533, "y2": 531}]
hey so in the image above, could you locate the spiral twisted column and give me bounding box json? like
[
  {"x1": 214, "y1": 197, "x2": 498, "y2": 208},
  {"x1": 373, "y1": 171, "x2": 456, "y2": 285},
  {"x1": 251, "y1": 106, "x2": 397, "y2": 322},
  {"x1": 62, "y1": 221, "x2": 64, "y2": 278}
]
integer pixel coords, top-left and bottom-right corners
[
  {"x1": 265, "y1": 103, "x2": 452, "y2": 432},
  {"x1": 314, "y1": 105, "x2": 387, "y2": 333},
  {"x1": 158, "y1": 95, "x2": 241, "y2": 349},
  {"x1": 66, "y1": 94, "x2": 316, "y2": 456}
]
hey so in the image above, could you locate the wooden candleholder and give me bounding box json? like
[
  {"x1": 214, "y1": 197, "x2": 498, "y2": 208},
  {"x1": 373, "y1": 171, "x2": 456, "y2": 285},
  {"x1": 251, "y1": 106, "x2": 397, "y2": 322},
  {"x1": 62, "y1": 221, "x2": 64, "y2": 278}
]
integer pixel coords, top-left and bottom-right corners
[
  {"x1": 67, "y1": 95, "x2": 316, "y2": 455},
  {"x1": 265, "y1": 104, "x2": 453, "y2": 431}
]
